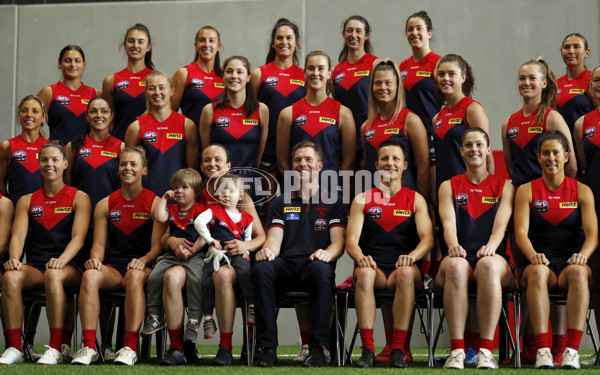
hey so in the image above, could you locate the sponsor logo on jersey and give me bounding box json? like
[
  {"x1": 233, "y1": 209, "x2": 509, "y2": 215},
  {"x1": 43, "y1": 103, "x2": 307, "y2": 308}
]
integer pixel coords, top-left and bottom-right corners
[
  {"x1": 367, "y1": 206, "x2": 382, "y2": 220},
  {"x1": 456, "y1": 193, "x2": 468, "y2": 206},
  {"x1": 330, "y1": 218, "x2": 340, "y2": 224},
  {"x1": 143, "y1": 131, "x2": 157, "y2": 143},
  {"x1": 319, "y1": 117, "x2": 336, "y2": 124},
  {"x1": 109, "y1": 209, "x2": 122, "y2": 222},
  {"x1": 54, "y1": 207, "x2": 72, "y2": 213},
  {"x1": 334, "y1": 73, "x2": 345, "y2": 83},
  {"x1": 31, "y1": 206, "x2": 44, "y2": 218},
  {"x1": 215, "y1": 117, "x2": 230, "y2": 128},
  {"x1": 560, "y1": 202, "x2": 577, "y2": 208},
  {"x1": 56, "y1": 96, "x2": 70, "y2": 105},
  {"x1": 482, "y1": 197, "x2": 498, "y2": 204},
  {"x1": 365, "y1": 129, "x2": 375, "y2": 140},
  {"x1": 117, "y1": 80, "x2": 129, "y2": 89},
  {"x1": 13, "y1": 150, "x2": 26, "y2": 161},
  {"x1": 243, "y1": 119, "x2": 259, "y2": 126},
  {"x1": 393, "y1": 209, "x2": 411, "y2": 216},
  {"x1": 139, "y1": 82, "x2": 146, "y2": 87},
  {"x1": 401, "y1": 71, "x2": 408, "y2": 80},
  {"x1": 133, "y1": 212, "x2": 150, "y2": 219},
  {"x1": 285, "y1": 213, "x2": 300, "y2": 221},
  {"x1": 284, "y1": 206, "x2": 301, "y2": 213},
  {"x1": 354, "y1": 70, "x2": 370, "y2": 77},
  {"x1": 81, "y1": 99, "x2": 89, "y2": 105},
  {"x1": 265, "y1": 76, "x2": 279, "y2": 87},
  {"x1": 317, "y1": 206, "x2": 328, "y2": 218},
  {"x1": 449, "y1": 118, "x2": 462, "y2": 124},
  {"x1": 585, "y1": 126, "x2": 596, "y2": 138},
  {"x1": 314, "y1": 218, "x2": 327, "y2": 231},
  {"x1": 294, "y1": 115, "x2": 307, "y2": 127},
  {"x1": 167, "y1": 133, "x2": 183, "y2": 139},
  {"x1": 528, "y1": 127, "x2": 543, "y2": 133},
  {"x1": 384, "y1": 128, "x2": 400, "y2": 135},
  {"x1": 416, "y1": 71, "x2": 432, "y2": 77},
  {"x1": 435, "y1": 119, "x2": 442, "y2": 129},
  {"x1": 101, "y1": 151, "x2": 117, "y2": 158},
  {"x1": 507, "y1": 127, "x2": 519, "y2": 139},
  {"x1": 78, "y1": 148, "x2": 91, "y2": 158},
  {"x1": 533, "y1": 200, "x2": 548, "y2": 213},
  {"x1": 191, "y1": 78, "x2": 205, "y2": 89},
  {"x1": 272, "y1": 218, "x2": 284, "y2": 225},
  {"x1": 290, "y1": 79, "x2": 305, "y2": 86},
  {"x1": 569, "y1": 89, "x2": 585, "y2": 94},
  {"x1": 215, "y1": 82, "x2": 225, "y2": 88}
]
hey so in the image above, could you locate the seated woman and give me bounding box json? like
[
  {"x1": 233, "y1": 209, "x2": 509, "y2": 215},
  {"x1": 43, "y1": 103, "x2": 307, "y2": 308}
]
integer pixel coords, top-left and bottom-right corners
[
  {"x1": 515, "y1": 130, "x2": 598, "y2": 369},
  {"x1": 346, "y1": 139, "x2": 433, "y2": 368},
  {"x1": 435, "y1": 128, "x2": 516, "y2": 369},
  {"x1": 0, "y1": 141, "x2": 91, "y2": 365}
]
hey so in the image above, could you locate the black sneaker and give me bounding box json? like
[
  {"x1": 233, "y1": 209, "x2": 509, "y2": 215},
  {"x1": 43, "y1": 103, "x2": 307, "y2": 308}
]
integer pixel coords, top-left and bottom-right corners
[
  {"x1": 355, "y1": 349, "x2": 375, "y2": 368},
  {"x1": 183, "y1": 341, "x2": 201, "y2": 363},
  {"x1": 213, "y1": 347, "x2": 233, "y2": 366},
  {"x1": 255, "y1": 348, "x2": 277, "y2": 367},
  {"x1": 303, "y1": 347, "x2": 326, "y2": 367},
  {"x1": 161, "y1": 347, "x2": 187, "y2": 366},
  {"x1": 140, "y1": 315, "x2": 165, "y2": 337},
  {"x1": 389, "y1": 348, "x2": 408, "y2": 368}
]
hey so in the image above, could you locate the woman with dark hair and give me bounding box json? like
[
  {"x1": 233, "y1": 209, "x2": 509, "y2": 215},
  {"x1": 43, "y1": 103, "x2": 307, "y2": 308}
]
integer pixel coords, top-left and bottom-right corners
[
  {"x1": 37, "y1": 45, "x2": 100, "y2": 144},
  {"x1": 102, "y1": 24, "x2": 155, "y2": 141}
]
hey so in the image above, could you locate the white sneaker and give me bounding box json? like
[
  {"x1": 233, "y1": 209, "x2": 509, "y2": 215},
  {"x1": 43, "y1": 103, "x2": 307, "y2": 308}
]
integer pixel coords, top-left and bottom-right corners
[
  {"x1": 103, "y1": 347, "x2": 116, "y2": 361},
  {"x1": 444, "y1": 348, "x2": 466, "y2": 369},
  {"x1": 294, "y1": 344, "x2": 309, "y2": 362},
  {"x1": 535, "y1": 347, "x2": 553, "y2": 369},
  {"x1": 580, "y1": 353, "x2": 597, "y2": 366},
  {"x1": 114, "y1": 346, "x2": 137, "y2": 366},
  {"x1": 476, "y1": 348, "x2": 498, "y2": 369},
  {"x1": 37, "y1": 346, "x2": 62, "y2": 365},
  {"x1": 61, "y1": 344, "x2": 71, "y2": 360},
  {"x1": 561, "y1": 348, "x2": 580, "y2": 369},
  {"x1": 0, "y1": 347, "x2": 24, "y2": 365},
  {"x1": 26, "y1": 344, "x2": 42, "y2": 361},
  {"x1": 71, "y1": 346, "x2": 99, "y2": 365}
]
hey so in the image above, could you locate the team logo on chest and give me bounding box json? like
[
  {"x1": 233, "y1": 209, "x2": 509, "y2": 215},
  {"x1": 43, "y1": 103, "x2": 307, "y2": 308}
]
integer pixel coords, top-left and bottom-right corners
[
  {"x1": 507, "y1": 127, "x2": 519, "y2": 139},
  {"x1": 109, "y1": 210, "x2": 122, "y2": 222},
  {"x1": 117, "y1": 80, "x2": 130, "y2": 89},
  {"x1": 191, "y1": 78, "x2": 205, "y2": 89},
  {"x1": 533, "y1": 200, "x2": 548, "y2": 213},
  {"x1": 368, "y1": 206, "x2": 382, "y2": 220},
  {"x1": 335, "y1": 73, "x2": 345, "y2": 83},
  {"x1": 31, "y1": 206, "x2": 44, "y2": 218},
  {"x1": 294, "y1": 115, "x2": 307, "y2": 127},
  {"x1": 215, "y1": 117, "x2": 230, "y2": 128},
  {"x1": 265, "y1": 76, "x2": 279, "y2": 87},
  {"x1": 314, "y1": 218, "x2": 327, "y2": 231},
  {"x1": 143, "y1": 131, "x2": 157, "y2": 143},
  {"x1": 13, "y1": 150, "x2": 26, "y2": 162},
  {"x1": 585, "y1": 127, "x2": 596, "y2": 139},
  {"x1": 317, "y1": 206, "x2": 328, "y2": 218},
  {"x1": 456, "y1": 193, "x2": 468, "y2": 206},
  {"x1": 56, "y1": 96, "x2": 70, "y2": 105},
  {"x1": 78, "y1": 148, "x2": 91, "y2": 158}
]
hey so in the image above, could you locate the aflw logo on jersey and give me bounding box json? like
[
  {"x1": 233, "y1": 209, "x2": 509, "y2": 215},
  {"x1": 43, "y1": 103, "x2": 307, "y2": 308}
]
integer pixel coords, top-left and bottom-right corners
[
  {"x1": 533, "y1": 200, "x2": 548, "y2": 213},
  {"x1": 335, "y1": 73, "x2": 345, "y2": 82},
  {"x1": 215, "y1": 117, "x2": 230, "y2": 128},
  {"x1": 294, "y1": 115, "x2": 307, "y2": 126},
  {"x1": 54, "y1": 207, "x2": 72, "y2": 213},
  {"x1": 109, "y1": 210, "x2": 122, "y2": 222},
  {"x1": 13, "y1": 150, "x2": 26, "y2": 161},
  {"x1": 528, "y1": 127, "x2": 543, "y2": 133},
  {"x1": 191, "y1": 79, "x2": 204, "y2": 89},
  {"x1": 290, "y1": 79, "x2": 304, "y2": 86},
  {"x1": 354, "y1": 71, "x2": 370, "y2": 77},
  {"x1": 507, "y1": 127, "x2": 519, "y2": 139},
  {"x1": 393, "y1": 209, "x2": 411, "y2": 216},
  {"x1": 31, "y1": 206, "x2": 44, "y2": 217},
  {"x1": 243, "y1": 119, "x2": 259, "y2": 126},
  {"x1": 265, "y1": 76, "x2": 278, "y2": 87},
  {"x1": 569, "y1": 89, "x2": 585, "y2": 94},
  {"x1": 167, "y1": 133, "x2": 183, "y2": 139},
  {"x1": 117, "y1": 81, "x2": 129, "y2": 89},
  {"x1": 482, "y1": 197, "x2": 498, "y2": 204},
  {"x1": 319, "y1": 117, "x2": 336, "y2": 124},
  {"x1": 456, "y1": 193, "x2": 468, "y2": 206},
  {"x1": 384, "y1": 128, "x2": 400, "y2": 135},
  {"x1": 101, "y1": 151, "x2": 117, "y2": 158},
  {"x1": 56, "y1": 96, "x2": 70, "y2": 105},
  {"x1": 559, "y1": 202, "x2": 577, "y2": 208},
  {"x1": 133, "y1": 212, "x2": 150, "y2": 219},
  {"x1": 585, "y1": 127, "x2": 596, "y2": 138},
  {"x1": 416, "y1": 71, "x2": 431, "y2": 77},
  {"x1": 449, "y1": 118, "x2": 462, "y2": 124}
]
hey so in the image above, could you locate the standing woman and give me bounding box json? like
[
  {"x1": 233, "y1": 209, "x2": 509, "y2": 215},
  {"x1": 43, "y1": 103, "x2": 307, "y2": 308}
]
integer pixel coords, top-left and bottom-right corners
[
  {"x1": 102, "y1": 24, "x2": 155, "y2": 141},
  {"x1": 250, "y1": 18, "x2": 306, "y2": 176},
  {"x1": 37, "y1": 45, "x2": 100, "y2": 144},
  {"x1": 75, "y1": 148, "x2": 166, "y2": 366},
  {"x1": 0, "y1": 142, "x2": 91, "y2": 365},
  {"x1": 277, "y1": 50, "x2": 356, "y2": 177},
  {"x1": 332, "y1": 15, "x2": 377, "y2": 164},
  {"x1": 514, "y1": 131, "x2": 597, "y2": 369},
  {"x1": 125, "y1": 71, "x2": 197, "y2": 197}
]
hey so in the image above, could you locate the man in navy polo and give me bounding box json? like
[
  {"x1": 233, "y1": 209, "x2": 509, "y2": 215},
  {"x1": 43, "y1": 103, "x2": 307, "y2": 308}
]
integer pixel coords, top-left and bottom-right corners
[{"x1": 253, "y1": 140, "x2": 347, "y2": 368}]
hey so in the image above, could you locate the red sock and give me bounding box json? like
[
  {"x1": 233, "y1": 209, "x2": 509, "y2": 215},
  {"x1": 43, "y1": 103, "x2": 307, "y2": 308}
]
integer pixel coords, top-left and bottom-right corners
[
  {"x1": 404, "y1": 331, "x2": 412, "y2": 353},
  {"x1": 391, "y1": 329, "x2": 408, "y2": 351},
  {"x1": 168, "y1": 328, "x2": 184, "y2": 351},
  {"x1": 566, "y1": 329, "x2": 584, "y2": 351},
  {"x1": 124, "y1": 331, "x2": 138, "y2": 351},
  {"x1": 61, "y1": 328, "x2": 73, "y2": 346},
  {"x1": 82, "y1": 329, "x2": 96, "y2": 350},
  {"x1": 430, "y1": 260, "x2": 441, "y2": 278},
  {"x1": 300, "y1": 331, "x2": 309, "y2": 346},
  {"x1": 480, "y1": 339, "x2": 494, "y2": 352},
  {"x1": 49, "y1": 328, "x2": 63, "y2": 351},
  {"x1": 385, "y1": 328, "x2": 393, "y2": 347},
  {"x1": 6, "y1": 328, "x2": 22, "y2": 351},
  {"x1": 471, "y1": 333, "x2": 480, "y2": 350},
  {"x1": 219, "y1": 332, "x2": 233, "y2": 352},
  {"x1": 451, "y1": 339, "x2": 465, "y2": 351},
  {"x1": 552, "y1": 334, "x2": 566, "y2": 354},
  {"x1": 524, "y1": 333, "x2": 536, "y2": 352},
  {"x1": 359, "y1": 328, "x2": 374, "y2": 352},
  {"x1": 534, "y1": 332, "x2": 552, "y2": 350},
  {"x1": 421, "y1": 260, "x2": 431, "y2": 275}
]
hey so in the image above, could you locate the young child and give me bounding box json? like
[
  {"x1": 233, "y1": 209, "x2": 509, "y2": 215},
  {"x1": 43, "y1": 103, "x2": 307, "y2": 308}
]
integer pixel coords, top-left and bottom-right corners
[
  {"x1": 140, "y1": 168, "x2": 205, "y2": 363},
  {"x1": 194, "y1": 173, "x2": 255, "y2": 362}
]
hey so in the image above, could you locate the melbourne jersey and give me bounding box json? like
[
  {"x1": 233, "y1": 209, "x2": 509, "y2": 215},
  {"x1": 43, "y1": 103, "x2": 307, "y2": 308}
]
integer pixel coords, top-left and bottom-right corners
[
  {"x1": 557, "y1": 70, "x2": 593, "y2": 129},
  {"x1": 6, "y1": 135, "x2": 48, "y2": 204},
  {"x1": 48, "y1": 81, "x2": 97, "y2": 144},
  {"x1": 112, "y1": 67, "x2": 153, "y2": 141},
  {"x1": 582, "y1": 109, "x2": 600, "y2": 209},
  {"x1": 181, "y1": 63, "x2": 224, "y2": 127},
  {"x1": 167, "y1": 201, "x2": 205, "y2": 244}
]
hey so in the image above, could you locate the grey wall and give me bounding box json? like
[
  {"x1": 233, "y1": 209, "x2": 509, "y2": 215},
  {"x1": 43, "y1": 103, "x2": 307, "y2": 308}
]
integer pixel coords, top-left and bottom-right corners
[{"x1": 1, "y1": 0, "x2": 599, "y2": 349}]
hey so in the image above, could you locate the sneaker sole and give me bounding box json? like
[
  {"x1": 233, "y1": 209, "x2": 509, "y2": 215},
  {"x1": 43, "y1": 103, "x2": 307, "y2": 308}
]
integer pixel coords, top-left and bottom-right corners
[{"x1": 140, "y1": 326, "x2": 166, "y2": 337}]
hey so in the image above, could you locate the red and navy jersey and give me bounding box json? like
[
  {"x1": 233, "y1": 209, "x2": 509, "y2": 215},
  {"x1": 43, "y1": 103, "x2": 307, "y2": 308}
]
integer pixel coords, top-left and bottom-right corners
[
  {"x1": 112, "y1": 67, "x2": 153, "y2": 141},
  {"x1": 506, "y1": 107, "x2": 552, "y2": 186},
  {"x1": 360, "y1": 186, "x2": 417, "y2": 260},
  {"x1": 529, "y1": 177, "x2": 581, "y2": 258},
  {"x1": 167, "y1": 201, "x2": 205, "y2": 244},
  {"x1": 105, "y1": 188, "x2": 156, "y2": 265},
  {"x1": 257, "y1": 62, "x2": 306, "y2": 165},
  {"x1": 199, "y1": 185, "x2": 218, "y2": 206},
  {"x1": 48, "y1": 81, "x2": 97, "y2": 144},
  {"x1": 363, "y1": 109, "x2": 416, "y2": 189},
  {"x1": 434, "y1": 97, "x2": 476, "y2": 190},
  {"x1": 71, "y1": 135, "x2": 121, "y2": 207},
  {"x1": 291, "y1": 97, "x2": 342, "y2": 172},
  {"x1": 267, "y1": 189, "x2": 347, "y2": 258},
  {"x1": 400, "y1": 52, "x2": 442, "y2": 139},
  {"x1": 7, "y1": 135, "x2": 48, "y2": 204},
  {"x1": 450, "y1": 173, "x2": 507, "y2": 256},
  {"x1": 582, "y1": 109, "x2": 600, "y2": 209},
  {"x1": 557, "y1": 70, "x2": 593, "y2": 129},
  {"x1": 210, "y1": 102, "x2": 262, "y2": 170},
  {"x1": 138, "y1": 111, "x2": 187, "y2": 196},
  {"x1": 181, "y1": 63, "x2": 224, "y2": 128},
  {"x1": 207, "y1": 204, "x2": 253, "y2": 243},
  {"x1": 333, "y1": 53, "x2": 378, "y2": 151},
  {"x1": 26, "y1": 185, "x2": 79, "y2": 265}
]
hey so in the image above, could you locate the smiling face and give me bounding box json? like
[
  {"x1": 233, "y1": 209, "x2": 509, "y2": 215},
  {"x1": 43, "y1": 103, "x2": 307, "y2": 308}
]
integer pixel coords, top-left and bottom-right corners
[
  {"x1": 39, "y1": 146, "x2": 67, "y2": 182},
  {"x1": 437, "y1": 61, "x2": 466, "y2": 97},
  {"x1": 18, "y1": 99, "x2": 45, "y2": 132},
  {"x1": 86, "y1": 99, "x2": 113, "y2": 133},
  {"x1": 538, "y1": 139, "x2": 568, "y2": 175},
  {"x1": 118, "y1": 150, "x2": 147, "y2": 185},
  {"x1": 195, "y1": 28, "x2": 221, "y2": 63},
  {"x1": 304, "y1": 55, "x2": 331, "y2": 92},
  {"x1": 343, "y1": 19, "x2": 369, "y2": 52},
  {"x1": 461, "y1": 130, "x2": 490, "y2": 168},
  {"x1": 124, "y1": 29, "x2": 151, "y2": 61},
  {"x1": 59, "y1": 50, "x2": 85, "y2": 80},
  {"x1": 292, "y1": 146, "x2": 323, "y2": 184},
  {"x1": 375, "y1": 145, "x2": 407, "y2": 182},
  {"x1": 272, "y1": 25, "x2": 298, "y2": 59},
  {"x1": 223, "y1": 58, "x2": 249, "y2": 93},
  {"x1": 201, "y1": 145, "x2": 231, "y2": 179},
  {"x1": 518, "y1": 64, "x2": 547, "y2": 100},
  {"x1": 372, "y1": 69, "x2": 398, "y2": 105},
  {"x1": 561, "y1": 35, "x2": 590, "y2": 69},
  {"x1": 146, "y1": 74, "x2": 173, "y2": 109},
  {"x1": 406, "y1": 16, "x2": 432, "y2": 50}
]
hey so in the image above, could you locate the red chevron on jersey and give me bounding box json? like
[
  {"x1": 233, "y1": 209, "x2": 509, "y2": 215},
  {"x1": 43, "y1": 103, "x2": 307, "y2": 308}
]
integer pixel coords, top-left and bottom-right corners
[
  {"x1": 451, "y1": 173, "x2": 504, "y2": 220},
  {"x1": 332, "y1": 54, "x2": 377, "y2": 91},
  {"x1": 364, "y1": 109, "x2": 411, "y2": 149},
  {"x1": 114, "y1": 67, "x2": 152, "y2": 99},
  {"x1": 138, "y1": 111, "x2": 186, "y2": 153},
  {"x1": 76, "y1": 135, "x2": 121, "y2": 169},
  {"x1": 51, "y1": 81, "x2": 96, "y2": 117},
  {"x1": 399, "y1": 51, "x2": 441, "y2": 90},
  {"x1": 583, "y1": 109, "x2": 600, "y2": 148},
  {"x1": 212, "y1": 103, "x2": 261, "y2": 140},
  {"x1": 531, "y1": 177, "x2": 578, "y2": 226},
  {"x1": 292, "y1": 98, "x2": 341, "y2": 138},
  {"x1": 260, "y1": 62, "x2": 305, "y2": 97},
  {"x1": 363, "y1": 187, "x2": 414, "y2": 232},
  {"x1": 434, "y1": 97, "x2": 474, "y2": 140},
  {"x1": 186, "y1": 63, "x2": 224, "y2": 100},
  {"x1": 108, "y1": 188, "x2": 155, "y2": 235},
  {"x1": 167, "y1": 201, "x2": 206, "y2": 231},
  {"x1": 506, "y1": 108, "x2": 549, "y2": 149},
  {"x1": 9, "y1": 135, "x2": 47, "y2": 173},
  {"x1": 29, "y1": 185, "x2": 78, "y2": 231},
  {"x1": 557, "y1": 70, "x2": 592, "y2": 108}
]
